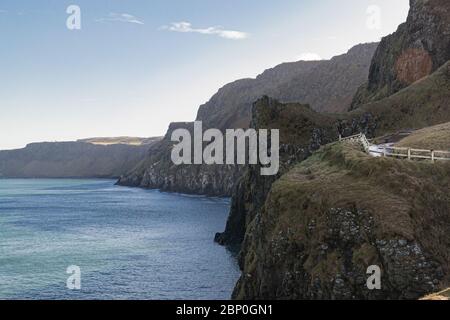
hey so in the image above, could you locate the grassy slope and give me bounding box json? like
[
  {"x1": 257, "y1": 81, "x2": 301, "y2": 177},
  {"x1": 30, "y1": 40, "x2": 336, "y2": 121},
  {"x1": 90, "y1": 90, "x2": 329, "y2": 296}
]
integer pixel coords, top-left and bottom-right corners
[
  {"x1": 235, "y1": 143, "x2": 450, "y2": 299},
  {"x1": 274, "y1": 143, "x2": 450, "y2": 239},
  {"x1": 351, "y1": 61, "x2": 450, "y2": 136},
  {"x1": 221, "y1": 61, "x2": 450, "y2": 248},
  {"x1": 396, "y1": 122, "x2": 450, "y2": 150}
]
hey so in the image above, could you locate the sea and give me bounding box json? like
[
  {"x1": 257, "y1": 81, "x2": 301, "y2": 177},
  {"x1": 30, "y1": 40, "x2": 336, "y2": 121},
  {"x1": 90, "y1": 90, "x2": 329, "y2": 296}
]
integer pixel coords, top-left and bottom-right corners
[{"x1": 0, "y1": 179, "x2": 239, "y2": 300}]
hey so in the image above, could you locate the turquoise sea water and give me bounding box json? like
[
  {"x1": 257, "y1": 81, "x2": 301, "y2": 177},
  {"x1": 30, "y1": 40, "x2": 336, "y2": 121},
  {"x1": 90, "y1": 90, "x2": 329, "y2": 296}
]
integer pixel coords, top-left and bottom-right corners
[{"x1": 0, "y1": 179, "x2": 239, "y2": 300}]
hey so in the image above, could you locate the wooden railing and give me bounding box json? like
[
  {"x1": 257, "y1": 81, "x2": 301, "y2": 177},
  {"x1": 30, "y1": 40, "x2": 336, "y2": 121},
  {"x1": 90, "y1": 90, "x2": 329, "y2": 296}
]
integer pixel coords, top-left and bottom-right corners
[{"x1": 339, "y1": 133, "x2": 450, "y2": 162}]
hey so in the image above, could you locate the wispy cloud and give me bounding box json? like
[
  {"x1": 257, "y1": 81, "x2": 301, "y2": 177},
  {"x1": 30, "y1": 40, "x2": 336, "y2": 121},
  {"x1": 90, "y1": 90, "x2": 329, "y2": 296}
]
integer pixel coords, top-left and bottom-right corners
[
  {"x1": 161, "y1": 21, "x2": 249, "y2": 40},
  {"x1": 96, "y1": 13, "x2": 144, "y2": 25},
  {"x1": 296, "y1": 53, "x2": 322, "y2": 61},
  {"x1": 0, "y1": 9, "x2": 8, "y2": 14}
]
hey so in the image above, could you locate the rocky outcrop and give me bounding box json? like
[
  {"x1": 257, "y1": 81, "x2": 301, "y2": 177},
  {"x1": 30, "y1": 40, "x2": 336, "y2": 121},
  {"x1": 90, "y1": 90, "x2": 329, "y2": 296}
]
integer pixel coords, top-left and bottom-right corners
[
  {"x1": 216, "y1": 60, "x2": 450, "y2": 298},
  {"x1": 0, "y1": 139, "x2": 160, "y2": 178},
  {"x1": 215, "y1": 97, "x2": 340, "y2": 245},
  {"x1": 116, "y1": 122, "x2": 243, "y2": 196},
  {"x1": 216, "y1": 0, "x2": 450, "y2": 300},
  {"x1": 118, "y1": 44, "x2": 377, "y2": 196},
  {"x1": 216, "y1": 60, "x2": 450, "y2": 247},
  {"x1": 351, "y1": 0, "x2": 450, "y2": 108},
  {"x1": 233, "y1": 143, "x2": 450, "y2": 299}
]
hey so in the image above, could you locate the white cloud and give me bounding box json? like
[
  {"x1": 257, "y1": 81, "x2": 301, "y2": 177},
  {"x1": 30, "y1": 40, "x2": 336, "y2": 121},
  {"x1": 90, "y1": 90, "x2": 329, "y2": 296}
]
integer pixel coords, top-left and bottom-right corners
[
  {"x1": 96, "y1": 13, "x2": 144, "y2": 25},
  {"x1": 296, "y1": 53, "x2": 322, "y2": 61},
  {"x1": 162, "y1": 21, "x2": 249, "y2": 40},
  {"x1": 0, "y1": 10, "x2": 7, "y2": 14}
]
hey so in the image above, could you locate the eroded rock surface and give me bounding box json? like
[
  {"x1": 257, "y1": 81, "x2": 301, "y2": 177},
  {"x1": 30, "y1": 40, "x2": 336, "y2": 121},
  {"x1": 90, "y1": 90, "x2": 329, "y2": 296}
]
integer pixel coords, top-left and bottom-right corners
[{"x1": 351, "y1": 0, "x2": 450, "y2": 108}]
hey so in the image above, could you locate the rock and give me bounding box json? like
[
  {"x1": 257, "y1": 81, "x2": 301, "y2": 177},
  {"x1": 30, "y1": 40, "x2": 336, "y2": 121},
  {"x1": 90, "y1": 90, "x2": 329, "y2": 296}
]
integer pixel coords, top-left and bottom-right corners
[
  {"x1": 233, "y1": 143, "x2": 450, "y2": 300},
  {"x1": 351, "y1": 0, "x2": 450, "y2": 109}
]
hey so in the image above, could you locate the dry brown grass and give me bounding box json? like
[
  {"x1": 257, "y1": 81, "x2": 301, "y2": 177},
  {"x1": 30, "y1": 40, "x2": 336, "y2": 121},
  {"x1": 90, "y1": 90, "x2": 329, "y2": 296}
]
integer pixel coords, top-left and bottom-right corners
[
  {"x1": 396, "y1": 122, "x2": 450, "y2": 151},
  {"x1": 235, "y1": 137, "x2": 450, "y2": 299},
  {"x1": 269, "y1": 143, "x2": 450, "y2": 278},
  {"x1": 420, "y1": 288, "x2": 450, "y2": 300}
]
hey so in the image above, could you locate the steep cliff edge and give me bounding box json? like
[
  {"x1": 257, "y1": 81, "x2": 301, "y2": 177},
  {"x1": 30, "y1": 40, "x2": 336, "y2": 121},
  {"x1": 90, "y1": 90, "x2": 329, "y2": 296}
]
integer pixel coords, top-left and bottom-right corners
[
  {"x1": 351, "y1": 0, "x2": 450, "y2": 108},
  {"x1": 116, "y1": 122, "x2": 243, "y2": 196},
  {"x1": 220, "y1": 0, "x2": 450, "y2": 300},
  {"x1": 234, "y1": 143, "x2": 450, "y2": 299},
  {"x1": 215, "y1": 97, "x2": 341, "y2": 245},
  {"x1": 118, "y1": 43, "x2": 377, "y2": 196},
  {"x1": 216, "y1": 60, "x2": 450, "y2": 247}
]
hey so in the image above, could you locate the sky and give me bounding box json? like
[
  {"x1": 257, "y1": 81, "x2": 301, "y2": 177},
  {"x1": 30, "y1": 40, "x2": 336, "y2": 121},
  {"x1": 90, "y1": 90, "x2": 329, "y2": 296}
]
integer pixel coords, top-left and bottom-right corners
[{"x1": 0, "y1": 0, "x2": 410, "y2": 150}]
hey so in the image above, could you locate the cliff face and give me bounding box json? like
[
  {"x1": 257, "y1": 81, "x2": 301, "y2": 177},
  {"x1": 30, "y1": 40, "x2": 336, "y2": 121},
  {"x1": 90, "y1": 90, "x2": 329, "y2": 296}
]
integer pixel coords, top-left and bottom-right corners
[
  {"x1": 118, "y1": 44, "x2": 377, "y2": 196},
  {"x1": 215, "y1": 97, "x2": 341, "y2": 245},
  {"x1": 216, "y1": 60, "x2": 450, "y2": 248},
  {"x1": 221, "y1": 61, "x2": 450, "y2": 299},
  {"x1": 0, "y1": 139, "x2": 159, "y2": 179},
  {"x1": 351, "y1": 0, "x2": 450, "y2": 108},
  {"x1": 117, "y1": 122, "x2": 243, "y2": 196},
  {"x1": 198, "y1": 43, "x2": 378, "y2": 130},
  {"x1": 234, "y1": 144, "x2": 450, "y2": 299},
  {"x1": 273, "y1": 43, "x2": 379, "y2": 113}
]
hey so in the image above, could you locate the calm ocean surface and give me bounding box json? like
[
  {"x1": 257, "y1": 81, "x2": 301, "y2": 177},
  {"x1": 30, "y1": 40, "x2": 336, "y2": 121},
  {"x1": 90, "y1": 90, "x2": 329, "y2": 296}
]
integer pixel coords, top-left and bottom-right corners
[{"x1": 0, "y1": 179, "x2": 239, "y2": 300}]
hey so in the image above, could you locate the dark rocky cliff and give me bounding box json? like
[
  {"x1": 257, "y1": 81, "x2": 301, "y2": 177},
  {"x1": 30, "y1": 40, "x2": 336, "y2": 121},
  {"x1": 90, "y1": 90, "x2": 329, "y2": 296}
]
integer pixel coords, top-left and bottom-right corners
[
  {"x1": 116, "y1": 122, "x2": 243, "y2": 196},
  {"x1": 224, "y1": 7, "x2": 450, "y2": 296},
  {"x1": 234, "y1": 143, "x2": 450, "y2": 299},
  {"x1": 351, "y1": 0, "x2": 450, "y2": 108},
  {"x1": 215, "y1": 97, "x2": 341, "y2": 245}
]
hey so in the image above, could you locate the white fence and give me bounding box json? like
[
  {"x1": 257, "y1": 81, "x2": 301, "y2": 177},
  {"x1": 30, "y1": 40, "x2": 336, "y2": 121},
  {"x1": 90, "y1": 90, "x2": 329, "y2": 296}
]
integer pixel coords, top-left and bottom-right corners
[
  {"x1": 339, "y1": 133, "x2": 370, "y2": 153},
  {"x1": 339, "y1": 133, "x2": 450, "y2": 162}
]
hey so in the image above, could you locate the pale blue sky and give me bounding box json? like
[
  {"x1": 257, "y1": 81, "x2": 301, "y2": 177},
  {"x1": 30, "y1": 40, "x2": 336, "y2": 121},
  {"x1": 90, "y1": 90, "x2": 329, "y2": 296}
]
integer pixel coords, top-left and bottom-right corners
[{"x1": 0, "y1": 0, "x2": 409, "y2": 149}]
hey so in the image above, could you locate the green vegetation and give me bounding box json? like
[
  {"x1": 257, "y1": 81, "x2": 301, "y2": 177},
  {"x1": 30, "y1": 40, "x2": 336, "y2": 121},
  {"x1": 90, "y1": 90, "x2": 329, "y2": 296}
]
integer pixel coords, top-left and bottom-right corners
[
  {"x1": 234, "y1": 142, "x2": 450, "y2": 299},
  {"x1": 273, "y1": 143, "x2": 450, "y2": 239},
  {"x1": 351, "y1": 61, "x2": 450, "y2": 137}
]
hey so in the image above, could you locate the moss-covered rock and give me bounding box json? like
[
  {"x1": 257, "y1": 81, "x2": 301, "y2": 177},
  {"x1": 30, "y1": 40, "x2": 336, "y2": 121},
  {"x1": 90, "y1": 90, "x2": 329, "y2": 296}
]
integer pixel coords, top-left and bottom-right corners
[{"x1": 234, "y1": 144, "x2": 450, "y2": 299}]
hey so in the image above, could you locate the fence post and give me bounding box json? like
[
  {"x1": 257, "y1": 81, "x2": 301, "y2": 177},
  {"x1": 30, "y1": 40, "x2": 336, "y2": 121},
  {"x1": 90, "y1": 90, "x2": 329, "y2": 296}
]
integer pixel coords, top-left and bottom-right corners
[
  {"x1": 408, "y1": 148, "x2": 411, "y2": 160},
  {"x1": 431, "y1": 150, "x2": 435, "y2": 163},
  {"x1": 339, "y1": 134, "x2": 342, "y2": 142}
]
